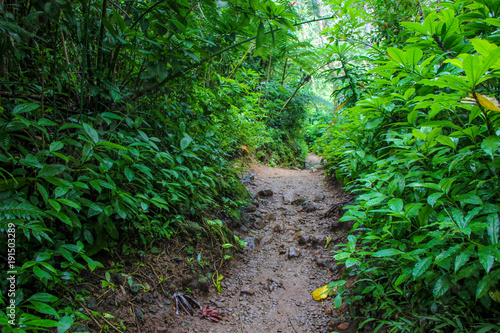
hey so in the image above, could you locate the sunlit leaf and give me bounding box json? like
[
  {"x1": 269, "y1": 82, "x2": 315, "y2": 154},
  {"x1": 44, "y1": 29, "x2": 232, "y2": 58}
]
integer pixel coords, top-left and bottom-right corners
[
  {"x1": 312, "y1": 285, "x2": 329, "y2": 301},
  {"x1": 476, "y1": 93, "x2": 500, "y2": 111}
]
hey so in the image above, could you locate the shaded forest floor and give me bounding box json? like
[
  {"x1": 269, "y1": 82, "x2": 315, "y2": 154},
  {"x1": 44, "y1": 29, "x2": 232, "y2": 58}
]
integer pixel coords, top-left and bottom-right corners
[{"x1": 77, "y1": 155, "x2": 358, "y2": 333}]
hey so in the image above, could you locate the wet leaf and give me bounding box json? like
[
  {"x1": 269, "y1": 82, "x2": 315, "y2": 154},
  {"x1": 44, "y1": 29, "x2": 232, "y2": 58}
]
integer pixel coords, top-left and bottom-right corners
[
  {"x1": 478, "y1": 247, "x2": 495, "y2": 273},
  {"x1": 413, "y1": 257, "x2": 432, "y2": 278}
]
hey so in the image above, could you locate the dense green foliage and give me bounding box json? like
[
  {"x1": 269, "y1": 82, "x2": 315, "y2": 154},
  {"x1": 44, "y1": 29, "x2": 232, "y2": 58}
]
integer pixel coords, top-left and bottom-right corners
[
  {"x1": 315, "y1": 0, "x2": 500, "y2": 331},
  {"x1": 7, "y1": 0, "x2": 500, "y2": 331},
  {"x1": 0, "y1": 0, "x2": 319, "y2": 331}
]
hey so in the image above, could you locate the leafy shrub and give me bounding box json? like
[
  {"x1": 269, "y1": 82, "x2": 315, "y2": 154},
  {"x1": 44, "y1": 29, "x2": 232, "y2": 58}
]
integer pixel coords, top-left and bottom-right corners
[{"x1": 317, "y1": 2, "x2": 500, "y2": 331}]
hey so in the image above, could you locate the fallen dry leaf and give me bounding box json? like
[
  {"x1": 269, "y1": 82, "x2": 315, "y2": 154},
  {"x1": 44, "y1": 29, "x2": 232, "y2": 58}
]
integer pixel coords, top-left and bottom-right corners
[{"x1": 476, "y1": 93, "x2": 500, "y2": 111}]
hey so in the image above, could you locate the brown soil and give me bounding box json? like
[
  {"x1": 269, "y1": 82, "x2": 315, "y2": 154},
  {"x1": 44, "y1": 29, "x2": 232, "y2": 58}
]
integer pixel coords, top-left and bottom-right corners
[{"x1": 77, "y1": 154, "x2": 355, "y2": 333}]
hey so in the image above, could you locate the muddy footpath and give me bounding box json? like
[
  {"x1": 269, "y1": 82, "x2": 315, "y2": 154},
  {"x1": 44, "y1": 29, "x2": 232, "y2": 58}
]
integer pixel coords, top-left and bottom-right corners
[
  {"x1": 77, "y1": 155, "x2": 356, "y2": 333},
  {"x1": 170, "y1": 154, "x2": 356, "y2": 333}
]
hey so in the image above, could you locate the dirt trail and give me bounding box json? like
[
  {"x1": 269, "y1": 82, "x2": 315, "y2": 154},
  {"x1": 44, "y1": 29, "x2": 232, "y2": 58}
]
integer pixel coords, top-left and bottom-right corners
[{"x1": 172, "y1": 154, "x2": 353, "y2": 333}]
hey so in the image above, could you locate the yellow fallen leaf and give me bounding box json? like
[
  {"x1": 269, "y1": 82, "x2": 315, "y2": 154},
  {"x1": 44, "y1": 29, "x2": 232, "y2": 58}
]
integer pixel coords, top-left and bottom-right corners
[
  {"x1": 476, "y1": 93, "x2": 500, "y2": 111},
  {"x1": 489, "y1": 290, "x2": 500, "y2": 303},
  {"x1": 336, "y1": 98, "x2": 351, "y2": 112},
  {"x1": 312, "y1": 285, "x2": 329, "y2": 301}
]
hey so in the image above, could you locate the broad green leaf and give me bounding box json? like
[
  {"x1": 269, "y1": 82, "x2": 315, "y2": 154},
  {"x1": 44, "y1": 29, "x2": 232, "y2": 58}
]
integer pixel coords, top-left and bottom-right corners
[
  {"x1": 345, "y1": 258, "x2": 358, "y2": 268},
  {"x1": 29, "y1": 301, "x2": 58, "y2": 317},
  {"x1": 54, "y1": 186, "x2": 69, "y2": 198},
  {"x1": 471, "y1": 38, "x2": 499, "y2": 56},
  {"x1": 38, "y1": 164, "x2": 65, "y2": 178},
  {"x1": 418, "y1": 204, "x2": 433, "y2": 226},
  {"x1": 36, "y1": 251, "x2": 51, "y2": 262},
  {"x1": 387, "y1": 48, "x2": 406, "y2": 66},
  {"x1": 44, "y1": 176, "x2": 72, "y2": 189},
  {"x1": 124, "y1": 167, "x2": 134, "y2": 182},
  {"x1": 439, "y1": 178, "x2": 456, "y2": 194},
  {"x1": 388, "y1": 198, "x2": 403, "y2": 211},
  {"x1": 0, "y1": 131, "x2": 12, "y2": 151},
  {"x1": 97, "y1": 141, "x2": 127, "y2": 150},
  {"x1": 489, "y1": 290, "x2": 500, "y2": 303},
  {"x1": 451, "y1": 208, "x2": 466, "y2": 229},
  {"x1": 412, "y1": 129, "x2": 426, "y2": 140},
  {"x1": 423, "y1": 12, "x2": 438, "y2": 35},
  {"x1": 365, "y1": 195, "x2": 386, "y2": 206},
  {"x1": 49, "y1": 141, "x2": 64, "y2": 152},
  {"x1": 394, "y1": 272, "x2": 410, "y2": 287},
  {"x1": 38, "y1": 118, "x2": 58, "y2": 126},
  {"x1": 180, "y1": 136, "x2": 192, "y2": 150},
  {"x1": 427, "y1": 192, "x2": 443, "y2": 207},
  {"x1": 101, "y1": 112, "x2": 123, "y2": 121},
  {"x1": 36, "y1": 183, "x2": 49, "y2": 204},
  {"x1": 90, "y1": 179, "x2": 115, "y2": 191},
  {"x1": 420, "y1": 75, "x2": 469, "y2": 91},
  {"x1": 413, "y1": 235, "x2": 427, "y2": 244},
  {"x1": 436, "y1": 135, "x2": 456, "y2": 149},
  {"x1": 478, "y1": 247, "x2": 495, "y2": 273},
  {"x1": 54, "y1": 211, "x2": 73, "y2": 226},
  {"x1": 481, "y1": 136, "x2": 500, "y2": 159},
  {"x1": 407, "y1": 110, "x2": 418, "y2": 125},
  {"x1": 456, "y1": 192, "x2": 482, "y2": 205},
  {"x1": 57, "y1": 199, "x2": 81, "y2": 210},
  {"x1": 48, "y1": 199, "x2": 61, "y2": 212},
  {"x1": 408, "y1": 182, "x2": 441, "y2": 191},
  {"x1": 59, "y1": 248, "x2": 74, "y2": 262},
  {"x1": 256, "y1": 21, "x2": 266, "y2": 52},
  {"x1": 24, "y1": 319, "x2": 62, "y2": 327},
  {"x1": 477, "y1": 275, "x2": 492, "y2": 299},
  {"x1": 103, "y1": 217, "x2": 119, "y2": 239},
  {"x1": 347, "y1": 235, "x2": 356, "y2": 252},
  {"x1": 27, "y1": 293, "x2": 58, "y2": 303},
  {"x1": 334, "y1": 294, "x2": 342, "y2": 308},
  {"x1": 81, "y1": 254, "x2": 103, "y2": 272},
  {"x1": 33, "y1": 265, "x2": 52, "y2": 280},
  {"x1": 404, "y1": 88, "x2": 415, "y2": 100},
  {"x1": 413, "y1": 257, "x2": 432, "y2": 278},
  {"x1": 433, "y1": 276, "x2": 450, "y2": 298},
  {"x1": 444, "y1": 58, "x2": 463, "y2": 69},
  {"x1": 13, "y1": 103, "x2": 40, "y2": 115},
  {"x1": 334, "y1": 252, "x2": 351, "y2": 260},
  {"x1": 487, "y1": 214, "x2": 499, "y2": 245},
  {"x1": 373, "y1": 249, "x2": 402, "y2": 257},
  {"x1": 400, "y1": 22, "x2": 428, "y2": 35},
  {"x1": 83, "y1": 123, "x2": 99, "y2": 144},
  {"x1": 57, "y1": 316, "x2": 74, "y2": 333},
  {"x1": 407, "y1": 48, "x2": 423, "y2": 68},
  {"x1": 455, "y1": 247, "x2": 473, "y2": 272}
]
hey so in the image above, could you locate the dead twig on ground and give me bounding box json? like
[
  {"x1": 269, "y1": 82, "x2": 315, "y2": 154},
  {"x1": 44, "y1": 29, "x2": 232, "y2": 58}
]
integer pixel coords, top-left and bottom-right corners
[
  {"x1": 289, "y1": 317, "x2": 299, "y2": 333},
  {"x1": 68, "y1": 296, "x2": 123, "y2": 333}
]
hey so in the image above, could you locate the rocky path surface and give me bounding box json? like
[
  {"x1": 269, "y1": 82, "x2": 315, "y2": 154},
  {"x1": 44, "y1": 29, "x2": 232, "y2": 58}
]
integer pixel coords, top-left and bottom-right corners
[{"x1": 172, "y1": 155, "x2": 354, "y2": 333}]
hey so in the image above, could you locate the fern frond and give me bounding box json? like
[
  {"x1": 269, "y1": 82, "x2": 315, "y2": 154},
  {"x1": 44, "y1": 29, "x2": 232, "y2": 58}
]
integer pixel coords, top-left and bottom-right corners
[
  {"x1": 0, "y1": 190, "x2": 17, "y2": 204},
  {"x1": 290, "y1": 51, "x2": 322, "y2": 74},
  {"x1": 177, "y1": 219, "x2": 205, "y2": 233},
  {"x1": 304, "y1": 94, "x2": 334, "y2": 107},
  {"x1": 0, "y1": 202, "x2": 46, "y2": 220}
]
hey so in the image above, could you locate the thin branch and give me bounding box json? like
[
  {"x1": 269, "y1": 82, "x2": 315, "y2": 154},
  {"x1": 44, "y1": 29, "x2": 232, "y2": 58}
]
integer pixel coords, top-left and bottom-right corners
[
  {"x1": 134, "y1": 15, "x2": 337, "y2": 99},
  {"x1": 109, "y1": 0, "x2": 132, "y2": 19},
  {"x1": 280, "y1": 75, "x2": 310, "y2": 113}
]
